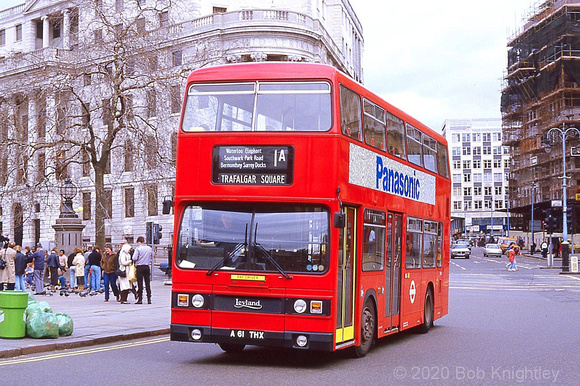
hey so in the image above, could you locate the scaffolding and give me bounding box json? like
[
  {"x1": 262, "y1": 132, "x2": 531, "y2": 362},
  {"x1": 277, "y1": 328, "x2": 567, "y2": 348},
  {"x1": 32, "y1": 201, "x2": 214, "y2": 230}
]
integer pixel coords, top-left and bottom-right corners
[{"x1": 502, "y1": 1, "x2": 580, "y2": 232}]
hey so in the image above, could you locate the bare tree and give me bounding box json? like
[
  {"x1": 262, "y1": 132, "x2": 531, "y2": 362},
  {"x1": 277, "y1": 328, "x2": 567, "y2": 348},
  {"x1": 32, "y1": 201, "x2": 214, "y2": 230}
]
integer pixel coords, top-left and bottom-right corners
[{"x1": 0, "y1": 0, "x2": 230, "y2": 248}]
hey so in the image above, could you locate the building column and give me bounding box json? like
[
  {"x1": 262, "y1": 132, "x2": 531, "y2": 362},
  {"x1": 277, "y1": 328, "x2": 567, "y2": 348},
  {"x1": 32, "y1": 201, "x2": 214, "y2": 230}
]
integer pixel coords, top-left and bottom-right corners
[
  {"x1": 27, "y1": 96, "x2": 38, "y2": 142},
  {"x1": 24, "y1": 19, "x2": 36, "y2": 51},
  {"x1": 63, "y1": 9, "x2": 71, "y2": 49},
  {"x1": 42, "y1": 15, "x2": 50, "y2": 48}
]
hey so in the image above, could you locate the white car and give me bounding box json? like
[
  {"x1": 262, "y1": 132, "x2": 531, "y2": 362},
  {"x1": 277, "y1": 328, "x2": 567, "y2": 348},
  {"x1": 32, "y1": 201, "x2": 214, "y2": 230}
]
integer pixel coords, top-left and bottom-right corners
[
  {"x1": 451, "y1": 243, "x2": 471, "y2": 259},
  {"x1": 483, "y1": 243, "x2": 502, "y2": 258}
]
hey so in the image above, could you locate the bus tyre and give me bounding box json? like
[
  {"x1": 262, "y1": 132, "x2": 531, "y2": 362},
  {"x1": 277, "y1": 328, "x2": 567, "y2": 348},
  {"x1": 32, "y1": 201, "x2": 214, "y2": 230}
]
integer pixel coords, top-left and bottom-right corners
[
  {"x1": 420, "y1": 289, "x2": 434, "y2": 334},
  {"x1": 354, "y1": 299, "x2": 376, "y2": 358},
  {"x1": 218, "y1": 343, "x2": 245, "y2": 353}
]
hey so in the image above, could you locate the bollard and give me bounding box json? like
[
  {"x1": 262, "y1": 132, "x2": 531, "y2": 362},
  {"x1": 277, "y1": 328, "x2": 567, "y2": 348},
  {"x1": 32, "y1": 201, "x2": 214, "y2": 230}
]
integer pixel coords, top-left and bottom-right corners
[
  {"x1": 571, "y1": 256, "x2": 579, "y2": 273},
  {"x1": 0, "y1": 291, "x2": 29, "y2": 339}
]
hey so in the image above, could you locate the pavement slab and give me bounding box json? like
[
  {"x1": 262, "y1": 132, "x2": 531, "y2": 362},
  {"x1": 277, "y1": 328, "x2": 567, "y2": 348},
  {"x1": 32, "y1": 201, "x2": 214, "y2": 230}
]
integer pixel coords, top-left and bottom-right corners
[{"x1": 0, "y1": 272, "x2": 172, "y2": 358}]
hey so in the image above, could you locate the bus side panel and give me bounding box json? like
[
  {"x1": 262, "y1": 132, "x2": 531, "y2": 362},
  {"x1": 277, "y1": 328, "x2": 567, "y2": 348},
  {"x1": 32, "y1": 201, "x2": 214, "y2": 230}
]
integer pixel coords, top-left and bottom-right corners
[{"x1": 400, "y1": 269, "x2": 423, "y2": 330}]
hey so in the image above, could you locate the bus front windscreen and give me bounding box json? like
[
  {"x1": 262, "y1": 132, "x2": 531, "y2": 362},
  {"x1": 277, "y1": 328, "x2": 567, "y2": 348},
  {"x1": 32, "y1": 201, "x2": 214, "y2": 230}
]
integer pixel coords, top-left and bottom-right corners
[
  {"x1": 181, "y1": 81, "x2": 332, "y2": 132},
  {"x1": 176, "y1": 205, "x2": 329, "y2": 274}
]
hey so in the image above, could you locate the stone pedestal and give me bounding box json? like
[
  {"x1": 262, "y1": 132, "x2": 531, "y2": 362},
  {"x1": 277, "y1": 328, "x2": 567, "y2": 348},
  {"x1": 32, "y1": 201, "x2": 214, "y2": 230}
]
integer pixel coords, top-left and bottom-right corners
[{"x1": 52, "y1": 217, "x2": 85, "y2": 256}]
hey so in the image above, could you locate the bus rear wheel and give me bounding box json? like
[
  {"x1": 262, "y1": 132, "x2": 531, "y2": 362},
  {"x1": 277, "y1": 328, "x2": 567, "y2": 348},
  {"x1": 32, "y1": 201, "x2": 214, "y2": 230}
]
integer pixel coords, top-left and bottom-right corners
[
  {"x1": 354, "y1": 299, "x2": 376, "y2": 357},
  {"x1": 218, "y1": 343, "x2": 245, "y2": 353},
  {"x1": 419, "y1": 289, "x2": 434, "y2": 334}
]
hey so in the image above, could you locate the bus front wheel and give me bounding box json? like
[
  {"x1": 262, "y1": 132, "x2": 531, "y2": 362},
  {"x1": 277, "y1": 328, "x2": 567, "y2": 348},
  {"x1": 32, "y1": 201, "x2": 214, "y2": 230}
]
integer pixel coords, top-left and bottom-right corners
[
  {"x1": 218, "y1": 343, "x2": 245, "y2": 353},
  {"x1": 354, "y1": 299, "x2": 376, "y2": 357},
  {"x1": 419, "y1": 289, "x2": 434, "y2": 334}
]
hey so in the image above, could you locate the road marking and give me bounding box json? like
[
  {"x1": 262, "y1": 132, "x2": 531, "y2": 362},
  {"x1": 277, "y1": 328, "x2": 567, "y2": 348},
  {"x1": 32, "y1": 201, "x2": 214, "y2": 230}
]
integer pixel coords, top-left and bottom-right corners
[
  {"x1": 0, "y1": 336, "x2": 169, "y2": 366},
  {"x1": 451, "y1": 262, "x2": 466, "y2": 270}
]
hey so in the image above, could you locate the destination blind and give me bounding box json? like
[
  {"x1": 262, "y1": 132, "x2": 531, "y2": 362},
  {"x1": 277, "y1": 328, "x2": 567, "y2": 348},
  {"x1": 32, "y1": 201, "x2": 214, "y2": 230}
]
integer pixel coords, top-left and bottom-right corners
[{"x1": 212, "y1": 145, "x2": 294, "y2": 185}]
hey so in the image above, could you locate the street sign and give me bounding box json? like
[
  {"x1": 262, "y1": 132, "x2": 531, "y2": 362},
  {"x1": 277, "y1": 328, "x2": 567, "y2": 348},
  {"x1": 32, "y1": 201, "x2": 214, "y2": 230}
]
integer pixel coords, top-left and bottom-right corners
[{"x1": 551, "y1": 200, "x2": 562, "y2": 207}]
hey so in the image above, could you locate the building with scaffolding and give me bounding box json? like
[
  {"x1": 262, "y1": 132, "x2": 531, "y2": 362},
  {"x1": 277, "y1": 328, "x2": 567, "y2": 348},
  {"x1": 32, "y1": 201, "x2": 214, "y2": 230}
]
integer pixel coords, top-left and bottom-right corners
[{"x1": 502, "y1": 0, "x2": 580, "y2": 245}]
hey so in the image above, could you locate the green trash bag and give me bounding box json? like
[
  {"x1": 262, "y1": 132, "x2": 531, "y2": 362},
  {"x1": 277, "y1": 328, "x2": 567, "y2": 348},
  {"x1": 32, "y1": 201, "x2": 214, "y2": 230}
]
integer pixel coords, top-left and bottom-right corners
[
  {"x1": 55, "y1": 313, "x2": 74, "y2": 336},
  {"x1": 26, "y1": 312, "x2": 59, "y2": 339},
  {"x1": 27, "y1": 292, "x2": 36, "y2": 305},
  {"x1": 25, "y1": 301, "x2": 52, "y2": 320}
]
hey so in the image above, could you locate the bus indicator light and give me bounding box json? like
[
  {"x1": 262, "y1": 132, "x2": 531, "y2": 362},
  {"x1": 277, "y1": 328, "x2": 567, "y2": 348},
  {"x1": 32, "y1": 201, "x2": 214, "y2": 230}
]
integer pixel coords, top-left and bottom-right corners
[
  {"x1": 310, "y1": 301, "x2": 323, "y2": 314},
  {"x1": 178, "y1": 294, "x2": 189, "y2": 307}
]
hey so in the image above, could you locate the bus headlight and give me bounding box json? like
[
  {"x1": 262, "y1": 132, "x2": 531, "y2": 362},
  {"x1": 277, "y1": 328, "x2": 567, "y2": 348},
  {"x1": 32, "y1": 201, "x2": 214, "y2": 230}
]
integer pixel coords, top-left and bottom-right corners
[
  {"x1": 294, "y1": 299, "x2": 307, "y2": 313},
  {"x1": 296, "y1": 335, "x2": 308, "y2": 347},
  {"x1": 192, "y1": 294, "x2": 205, "y2": 308},
  {"x1": 191, "y1": 329, "x2": 202, "y2": 340}
]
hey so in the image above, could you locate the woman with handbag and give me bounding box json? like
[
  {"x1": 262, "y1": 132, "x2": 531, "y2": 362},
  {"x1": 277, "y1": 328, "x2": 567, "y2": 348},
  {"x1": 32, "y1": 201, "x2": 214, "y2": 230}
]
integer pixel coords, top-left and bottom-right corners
[{"x1": 117, "y1": 241, "x2": 133, "y2": 304}]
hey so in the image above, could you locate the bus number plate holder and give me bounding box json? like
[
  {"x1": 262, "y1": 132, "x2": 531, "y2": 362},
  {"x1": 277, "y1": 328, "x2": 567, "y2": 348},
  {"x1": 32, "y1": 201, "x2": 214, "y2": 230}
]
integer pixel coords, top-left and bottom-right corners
[{"x1": 229, "y1": 329, "x2": 265, "y2": 340}]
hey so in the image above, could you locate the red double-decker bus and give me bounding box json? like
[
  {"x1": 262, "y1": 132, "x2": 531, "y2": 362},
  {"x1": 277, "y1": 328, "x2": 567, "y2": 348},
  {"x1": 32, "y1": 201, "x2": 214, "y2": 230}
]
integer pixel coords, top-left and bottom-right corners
[{"x1": 169, "y1": 62, "x2": 450, "y2": 356}]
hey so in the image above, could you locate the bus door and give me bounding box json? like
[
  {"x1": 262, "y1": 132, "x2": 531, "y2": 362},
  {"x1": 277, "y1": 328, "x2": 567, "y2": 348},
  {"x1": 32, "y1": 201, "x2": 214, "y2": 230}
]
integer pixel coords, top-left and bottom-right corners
[
  {"x1": 384, "y1": 213, "x2": 403, "y2": 331},
  {"x1": 336, "y1": 206, "x2": 357, "y2": 346}
]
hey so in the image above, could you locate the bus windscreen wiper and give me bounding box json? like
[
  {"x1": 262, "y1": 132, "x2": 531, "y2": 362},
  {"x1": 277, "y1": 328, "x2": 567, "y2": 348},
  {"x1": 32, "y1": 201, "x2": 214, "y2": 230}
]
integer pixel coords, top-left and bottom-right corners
[
  {"x1": 252, "y1": 222, "x2": 292, "y2": 279},
  {"x1": 255, "y1": 243, "x2": 292, "y2": 279},
  {"x1": 206, "y1": 224, "x2": 247, "y2": 276}
]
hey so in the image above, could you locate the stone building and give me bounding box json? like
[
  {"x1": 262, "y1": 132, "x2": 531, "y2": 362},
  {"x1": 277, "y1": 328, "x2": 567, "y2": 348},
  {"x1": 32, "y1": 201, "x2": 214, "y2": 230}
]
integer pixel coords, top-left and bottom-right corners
[{"x1": 0, "y1": 0, "x2": 363, "y2": 248}]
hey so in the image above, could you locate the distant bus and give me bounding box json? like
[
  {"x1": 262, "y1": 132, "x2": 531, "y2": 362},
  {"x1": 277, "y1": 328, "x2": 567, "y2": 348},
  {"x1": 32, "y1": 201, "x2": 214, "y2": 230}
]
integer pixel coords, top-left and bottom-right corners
[{"x1": 169, "y1": 62, "x2": 450, "y2": 356}]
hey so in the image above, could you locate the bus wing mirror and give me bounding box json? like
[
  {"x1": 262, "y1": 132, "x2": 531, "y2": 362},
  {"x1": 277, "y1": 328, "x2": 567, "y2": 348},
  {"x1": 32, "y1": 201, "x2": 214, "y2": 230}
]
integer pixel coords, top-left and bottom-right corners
[
  {"x1": 162, "y1": 199, "x2": 173, "y2": 215},
  {"x1": 334, "y1": 212, "x2": 345, "y2": 228}
]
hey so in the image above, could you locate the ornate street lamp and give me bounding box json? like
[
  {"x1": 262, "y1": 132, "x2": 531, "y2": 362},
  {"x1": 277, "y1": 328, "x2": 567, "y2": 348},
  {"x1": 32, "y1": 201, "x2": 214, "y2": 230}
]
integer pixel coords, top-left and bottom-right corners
[
  {"x1": 60, "y1": 178, "x2": 78, "y2": 218},
  {"x1": 546, "y1": 124, "x2": 580, "y2": 272}
]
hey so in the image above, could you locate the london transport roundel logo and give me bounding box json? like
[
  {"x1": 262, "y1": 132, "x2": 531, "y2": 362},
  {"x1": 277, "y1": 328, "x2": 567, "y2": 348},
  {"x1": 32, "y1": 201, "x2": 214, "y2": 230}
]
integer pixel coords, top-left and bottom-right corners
[{"x1": 409, "y1": 280, "x2": 416, "y2": 304}]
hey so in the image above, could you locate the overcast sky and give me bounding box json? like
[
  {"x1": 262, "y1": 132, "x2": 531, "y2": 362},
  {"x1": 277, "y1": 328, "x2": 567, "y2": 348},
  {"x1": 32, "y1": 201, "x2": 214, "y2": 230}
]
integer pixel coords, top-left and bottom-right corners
[
  {"x1": 350, "y1": 0, "x2": 534, "y2": 131},
  {"x1": 2, "y1": 0, "x2": 535, "y2": 130}
]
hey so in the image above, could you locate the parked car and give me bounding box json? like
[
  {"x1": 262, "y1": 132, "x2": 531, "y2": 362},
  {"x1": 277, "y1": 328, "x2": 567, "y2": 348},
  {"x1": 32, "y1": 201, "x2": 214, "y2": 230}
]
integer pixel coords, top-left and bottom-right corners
[
  {"x1": 451, "y1": 242, "x2": 471, "y2": 259},
  {"x1": 483, "y1": 243, "x2": 502, "y2": 258}
]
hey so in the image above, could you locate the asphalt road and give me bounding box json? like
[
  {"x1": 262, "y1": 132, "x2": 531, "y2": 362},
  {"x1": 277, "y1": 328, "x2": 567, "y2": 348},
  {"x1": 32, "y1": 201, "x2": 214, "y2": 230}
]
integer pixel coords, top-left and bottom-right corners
[{"x1": 2, "y1": 247, "x2": 579, "y2": 385}]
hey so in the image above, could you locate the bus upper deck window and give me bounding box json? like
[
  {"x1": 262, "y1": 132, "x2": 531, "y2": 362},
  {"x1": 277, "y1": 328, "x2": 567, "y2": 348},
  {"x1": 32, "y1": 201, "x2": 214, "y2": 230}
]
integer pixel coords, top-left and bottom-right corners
[
  {"x1": 437, "y1": 142, "x2": 450, "y2": 178},
  {"x1": 363, "y1": 99, "x2": 386, "y2": 151},
  {"x1": 181, "y1": 83, "x2": 255, "y2": 132},
  {"x1": 423, "y1": 135, "x2": 438, "y2": 174},
  {"x1": 255, "y1": 82, "x2": 331, "y2": 132},
  {"x1": 339, "y1": 85, "x2": 362, "y2": 141},
  {"x1": 386, "y1": 112, "x2": 406, "y2": 159},
  {"x1": 406, "y1": 123, "x2": 423, "y2": 167}
]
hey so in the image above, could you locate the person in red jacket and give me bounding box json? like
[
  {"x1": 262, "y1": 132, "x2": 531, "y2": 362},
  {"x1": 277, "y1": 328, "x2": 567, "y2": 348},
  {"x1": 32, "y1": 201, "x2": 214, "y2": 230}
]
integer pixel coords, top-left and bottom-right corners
[{"x1": 507, "y1": 246, "x2": 519, "y2": 271}]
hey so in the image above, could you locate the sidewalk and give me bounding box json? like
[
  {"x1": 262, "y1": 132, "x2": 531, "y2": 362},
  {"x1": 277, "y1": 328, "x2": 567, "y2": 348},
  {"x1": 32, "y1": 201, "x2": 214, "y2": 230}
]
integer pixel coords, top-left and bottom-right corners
[
  {"x1": 0, "y1": 270, "x2": 172, "y2": 359},
  {"x1": 519, "y1": 249, "x2": 564, "y2": 268}
]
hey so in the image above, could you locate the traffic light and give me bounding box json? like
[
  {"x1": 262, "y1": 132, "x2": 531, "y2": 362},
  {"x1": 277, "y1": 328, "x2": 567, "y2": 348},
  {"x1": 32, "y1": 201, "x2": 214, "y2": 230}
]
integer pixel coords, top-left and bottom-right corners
[
  {"x1": 153, "y1": 223, "x2": 163, "y2": 244},
  {"x1": 545, "y1": 215, "x2": 557, "y2": 234},
  {"x1": 146, "y1": 221, "x2": 153, "y2": 244},
  {"x1": 567, "y1": 211, "x2": 574, "y2": 233}
]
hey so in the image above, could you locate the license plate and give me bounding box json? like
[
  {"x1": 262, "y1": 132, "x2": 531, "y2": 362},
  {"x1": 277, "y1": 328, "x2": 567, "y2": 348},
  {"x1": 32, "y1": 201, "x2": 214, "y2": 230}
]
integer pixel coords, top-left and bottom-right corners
[{"x1": 229, "y1": 329, "x2": 265, "y2": 340}]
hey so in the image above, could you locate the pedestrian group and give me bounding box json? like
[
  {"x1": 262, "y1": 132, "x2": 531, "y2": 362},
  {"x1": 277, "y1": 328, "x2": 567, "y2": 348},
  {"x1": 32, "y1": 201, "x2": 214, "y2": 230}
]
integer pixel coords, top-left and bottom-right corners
[{"x1": 0, "y1": 235, "x2": 154, "y2": 305}]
